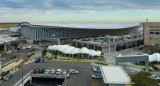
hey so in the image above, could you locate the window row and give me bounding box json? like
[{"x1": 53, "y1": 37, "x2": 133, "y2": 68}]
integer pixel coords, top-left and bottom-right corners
[
  {"x1": 150, "y1": 31, "x2": 160, "y2": 35},
  {"x1": 150, "y1": 26, "x2": 160, "y2": 28},
  {"x1": 150, "y1": 37, "x2": 160, "y2": 41}
]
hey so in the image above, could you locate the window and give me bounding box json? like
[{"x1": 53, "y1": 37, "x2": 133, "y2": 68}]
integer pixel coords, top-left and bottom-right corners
[
  {"x1": 150, "y1": 32, "x2": 154, "y2": 34},
  {"x1": 150, "y1": 26, "x2": 154, "y2": 28},
  {"x1": 155, "y1": 26, "x2": 160, "y2": 28},
  {"x1": 150, "y1": 37, "x2": 154, "y2": 40},
  {"x1": 155, "y1": 32, "x2": 160, "y2": 35},
  {"x1": 155, "y1": 38, "x2": 159, "y2": 41}
]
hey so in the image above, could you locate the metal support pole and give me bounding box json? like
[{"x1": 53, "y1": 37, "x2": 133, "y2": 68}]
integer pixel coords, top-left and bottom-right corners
[
  {"x1": 22, "y1": 64, "x2": 24, "y2": 86},
  {"x1": 109, "y1": 45, "x2": 110, "y2": 52}
]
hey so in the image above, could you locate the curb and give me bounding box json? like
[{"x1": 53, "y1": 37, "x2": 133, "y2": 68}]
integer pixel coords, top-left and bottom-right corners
[{"x1": 48, "y1": 60, "x2": 90, "y2": 63}]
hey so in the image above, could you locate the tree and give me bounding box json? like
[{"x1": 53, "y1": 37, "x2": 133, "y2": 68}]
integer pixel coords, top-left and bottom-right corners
[
  {"x1": 41, "y1": 48, "x2": 47, "y2": 57},
  {"x1": 131, "y1": 71, "x2": 158, "y2": 86},
  {"x1": 50, "y1": 50, "x2": 59, "y2": 59},
  {"x1": 78, "y1": 44, "x2": 82, "y2": 48},
  {"x1": 13, "y1": 42, "x2": 18, "y2": 49}
]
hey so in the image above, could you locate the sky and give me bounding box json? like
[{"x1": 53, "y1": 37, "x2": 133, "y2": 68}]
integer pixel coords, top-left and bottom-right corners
[{"x1": 0, "y1": 0, "x2": 160, "y2": 22}]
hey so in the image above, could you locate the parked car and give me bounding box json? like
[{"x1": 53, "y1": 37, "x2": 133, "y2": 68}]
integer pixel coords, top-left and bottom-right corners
[
  {"x1": 93, "y1": 65, "x2": 101, "y2": 72},
  {"x1": 26, "y1": 46, "x2": 32, "y2": 49},
  {"x1": 149, "y1": 75, "x2": 160, "y2": 80},
  {"x1": 10, "y1": 55, "x2": 16, "y2": 59},
  {"x1": 30, "y1": 48, "x2": 35, "y2": 51},
  {"x1": 38, "y1": 69, "x2": 45, "y2": 74},
  {"x1": 62, "y1": 70, "x2": 67, "y2": 75},
  {"x1": 43, "y1": 58, "x2": 48, "y2": 63},
  {"x1": 4, "y1": 74, "x2": 13, "y2": 81},
  {"x1": 92, "y1": 73, "x2": 102, "y2": 79},
  {"x1": 33, "y1": 68, "x2": 40, "y2": 74},
  {"x1": 56, "y1": 69, "x2": 62, "y2": 74},
  {"x1": 50, "y1": 69, "x2": 55, "y2": 74},
  {"x1": 12, "y1": 50, "x2": 18, "y2": 53},
  {"x1": 6, "y1": 50, "x2": 12, "y2": 53},
  {"x1": 40, "y1": 58, "x2": 43, "y2": 63},
  {"x1": 68, "y1": 69, "x2": 78, "y2": 74},
  {"x1": 35, "y1": 58, "x2": 40, "y2": 63},
  {"x1": 44, "y1": 70, "x2": 50, "y2": 74}
]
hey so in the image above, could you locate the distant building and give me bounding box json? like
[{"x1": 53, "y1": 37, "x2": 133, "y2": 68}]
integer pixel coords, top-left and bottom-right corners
[
  {"x1": 19, "y1": 22, "x2": 140, "y2": 41},
  {"x1": 143, "y1": 22, "x2": 160, "y2": 46},
  {"x1": 10, "y1": 27, "x2": 21, "y2": 32}
]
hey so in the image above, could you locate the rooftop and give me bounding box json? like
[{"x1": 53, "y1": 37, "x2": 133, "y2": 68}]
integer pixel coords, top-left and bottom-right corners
[
  {"x1": 19, "y1": 22, "x2": 140, "y2": 29},
  {"x1": 100, "y1": 66, "x2": 132, "y2": 84}
]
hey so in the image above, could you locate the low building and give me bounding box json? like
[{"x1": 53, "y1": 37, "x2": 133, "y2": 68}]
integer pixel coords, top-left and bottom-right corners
[
  {"x1": 143, "y1": 22, "x2": 160, "y2": 46},
  {"x1": 100, "y1": 66, "x2": 133, "y2": 86}
]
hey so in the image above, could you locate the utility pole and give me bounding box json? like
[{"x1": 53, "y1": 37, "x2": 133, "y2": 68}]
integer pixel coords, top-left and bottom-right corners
[{"x1": 21, "y1": 64, "x2": 24, "y2": 86}]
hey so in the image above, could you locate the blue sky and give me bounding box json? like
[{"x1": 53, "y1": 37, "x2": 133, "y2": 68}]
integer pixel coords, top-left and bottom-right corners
[{"x1": 0, "y1": 0, "x2": 160, "y2": 22}]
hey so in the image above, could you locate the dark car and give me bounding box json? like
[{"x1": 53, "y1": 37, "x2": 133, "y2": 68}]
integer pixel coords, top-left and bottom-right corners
[
  {"x1": 35, "y1": 58, "x2": 40, "y2": 63},
  {"x1": 30, "y1": 48, "x2": 35, "y2": 51},
  {"x1": 32, "y1": 68, "x2": 40, "y2": 74},
  {"x1": 38, "y1": 69, "x2": 45, "y2": 74},
  {"x1": 10, "y1": 55, "x2": 16, "y2": 59},
  {"x1": 4, "y1": 74, "x2": 13, "y2": 81},
  {"x1": 40, "y1": 58, "x2": 43, "y2": 63}
]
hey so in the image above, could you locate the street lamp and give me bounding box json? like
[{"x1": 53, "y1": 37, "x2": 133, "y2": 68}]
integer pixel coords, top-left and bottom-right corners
[
  {"x1": 21, "y1": 64, "x2": 24, "y2": 86},
  {"x1": 0, "y1": 54, "x2": 2, "y2": 72}
]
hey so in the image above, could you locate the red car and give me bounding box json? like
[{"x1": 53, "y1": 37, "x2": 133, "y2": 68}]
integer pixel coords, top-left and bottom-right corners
[
  {"x1": 30, "y1": 48, "x2": 35, "y2": 51},
  {"x1": 32, "y1": 68, "x2": 40, "y2": 74}
]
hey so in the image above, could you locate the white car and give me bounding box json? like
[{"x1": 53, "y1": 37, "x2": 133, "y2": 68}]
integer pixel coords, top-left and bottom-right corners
[
  {"x1": 50, "y1": 69, "x2": 55, "y2": 74},
  {"x1": 6, "y1": 50, "x2": 12, "y2": 53},
  {"x1": 44, "y1": 70, "x2": 50, "y2": 74},
  {"x1": 68, "y1": 69, "x2": 78, "y2": 74},
  {"x1": 26, "y1": 46, "x2": 32, "y2": 49},
  {"x1": 62, "y1": 70, "x2": 67, "y2": 75},
  {"x1": 56, "y1": 69, "x2": 62, "y2": 74},
  {"x1": 150, "y1": 75, "x2": 160, "y2": 80}
]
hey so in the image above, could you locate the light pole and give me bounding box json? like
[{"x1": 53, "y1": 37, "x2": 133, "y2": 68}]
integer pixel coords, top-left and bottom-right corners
[
  {"x1": 21, "y1": 63, "x2": 24, "y2": 86},
  {"x1": 0, "y1": 54, "x2": 2, "y2": 72}
]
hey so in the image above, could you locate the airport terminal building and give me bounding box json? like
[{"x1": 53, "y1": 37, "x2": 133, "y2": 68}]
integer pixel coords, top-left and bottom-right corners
[{"x1": 19, "y1": 22, "x2": 140, "y2": 41}]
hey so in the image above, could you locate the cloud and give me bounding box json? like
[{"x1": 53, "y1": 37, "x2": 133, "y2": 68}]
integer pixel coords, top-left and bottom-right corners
[
  {"x1": 0, "y1": 0, "x2": 160, "y2": 22},
  {"x1": 0, "y1": 0, "x2": 160, "y2": 14}
]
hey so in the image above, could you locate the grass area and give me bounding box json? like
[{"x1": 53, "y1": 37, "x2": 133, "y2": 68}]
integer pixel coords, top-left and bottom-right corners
[
  {"x1": 0, "y1": 23, "x2": 18, "y2": 30},
  {"x1": 94, "y1": 62, "x2": 107, "y2": 65}
]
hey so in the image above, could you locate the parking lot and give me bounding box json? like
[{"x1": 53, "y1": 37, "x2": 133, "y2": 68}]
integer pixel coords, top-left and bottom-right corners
[{"x1": 2, "y1": 61, "x2": 103, "y2": 86}]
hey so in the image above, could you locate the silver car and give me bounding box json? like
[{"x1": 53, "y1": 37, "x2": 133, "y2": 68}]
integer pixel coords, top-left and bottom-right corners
[
  {"x1": 44, "y1": 70, "x2": 50, "y2": 74},
  {"x1": 62, "y1": 70, "x2": 67, "y2": 75},
  {"x1": 50, "y1": 69, "x2": 55, "y2": 74},
  {"x1": 56, "y1": 69, "x2": 62, "y2": 74},
  {"x1": 68, "y1": 69, "x2": 78, "y2": 74}
]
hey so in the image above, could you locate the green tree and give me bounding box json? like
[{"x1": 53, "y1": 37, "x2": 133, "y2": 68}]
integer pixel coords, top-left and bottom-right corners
[
  {"x1": 131, "y1": 71, "x2": 158, "y2": 86},
  {"x1": 41, "y1": 48, "x2": 47, "y2": 57},
  {"x1": 78, "y1": 44, "x2": 82, "y2": 48},
  {"x1": 13, "y1": 42, "x2": 18, "y2": 49}
]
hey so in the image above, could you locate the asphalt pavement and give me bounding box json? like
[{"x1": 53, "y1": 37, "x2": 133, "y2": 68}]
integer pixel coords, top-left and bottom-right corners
[{"x1": 2, "y1": 61, "x2": 103, "y2": 86}]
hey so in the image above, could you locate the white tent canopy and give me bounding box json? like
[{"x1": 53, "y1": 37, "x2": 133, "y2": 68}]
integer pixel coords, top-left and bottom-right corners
[
  {"x1": 149, "y1": 53, "x2": 160, "y2": 62},
  {"x1": 48, "y1": 45, "x2": 101, "y2": 56}
]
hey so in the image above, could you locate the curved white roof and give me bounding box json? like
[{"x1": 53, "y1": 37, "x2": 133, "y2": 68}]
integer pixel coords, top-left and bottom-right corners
[
  {"x1": 21, "y1": 22, "x2": 140, "y2": 29},
  {"x1": 48, "y1": 45, "x2": 101, "y2": 56}
]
